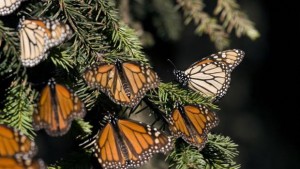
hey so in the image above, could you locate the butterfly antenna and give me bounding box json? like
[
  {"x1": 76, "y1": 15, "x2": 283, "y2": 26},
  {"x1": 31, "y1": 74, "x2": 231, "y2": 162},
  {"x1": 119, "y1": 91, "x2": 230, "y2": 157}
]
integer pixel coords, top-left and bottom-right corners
[{"x1": 167, "y1": 59, "x2": 178, "y2": 70}]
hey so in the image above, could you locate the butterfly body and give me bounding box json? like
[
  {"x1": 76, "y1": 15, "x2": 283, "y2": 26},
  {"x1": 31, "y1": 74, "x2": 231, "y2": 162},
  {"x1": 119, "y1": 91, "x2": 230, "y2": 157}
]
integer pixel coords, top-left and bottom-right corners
[
  {"x1": 84, "y1": 60, "x2": 160, "y2": 107},
  {"x1": 33, "y1": 78, "x2": 86, "y2": 136},
  {"x1": 93, "y1": 115, "x2": 172, "y2": 169},
  {"x1": 18, "y1": 18, "x2": 72, "y2": 67},
  {"x1": 169, "y1": 103, "x2": 219, "y2": 150},
  {"x1": 174, "y1": 49, "x2": 244, "y2": 100}
]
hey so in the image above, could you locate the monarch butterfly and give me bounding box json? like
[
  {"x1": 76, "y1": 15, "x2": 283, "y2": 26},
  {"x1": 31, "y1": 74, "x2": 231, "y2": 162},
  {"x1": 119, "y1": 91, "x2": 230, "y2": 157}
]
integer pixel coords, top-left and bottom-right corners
[
  {"x1": 168, "y1": 103, "x2": 219, "y2": 149},
  {"x1": 174, "y1": 49, "x2": 245, "y2": 100},
  {"x1": 18, "y1": 17, "x2": 72, "y2": 67},
  {"x1": 0, "y1": 124, "x2": 45, "y2": 169},
  {"x1": 84, "y1": 59, "x2": 160, "y2": 107},
  {"x1": 93, "y1": 114, "x2": 173, "y2": 169},
  {"x1": 33, "y1": 78, "x2": 86, "y2": 136},
  {"x1": 0, "y1": 0, "x2": 24, "y2": 16}
]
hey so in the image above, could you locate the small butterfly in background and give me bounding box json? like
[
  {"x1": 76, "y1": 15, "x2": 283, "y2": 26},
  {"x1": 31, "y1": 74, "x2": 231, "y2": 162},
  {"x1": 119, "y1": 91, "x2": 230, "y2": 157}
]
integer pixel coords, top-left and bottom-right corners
[
  {"x1": 33, "y1": 78, "x2": 86, "y2": 136},
  {"x1": 93, "y1": 113, "x2": 173, "y2": 169},
  {"x1": 84, "y1": 59, "x2": 160, "y2": 107},
  {"x1": 0, "y1": 124, "x2": 46, "y2": 169},
  {"x1": 0, "y1": 0, "x2": 25, "y2": 16},
  {"x1": 168, "y1": 103, "x2": 219, "y2": 150},
  {"x1": 18, "y1": 17, "x2": 72, "y2": 67},
  {"x1": 173, "y1": 49, "x2": 245, "y2": 100}
]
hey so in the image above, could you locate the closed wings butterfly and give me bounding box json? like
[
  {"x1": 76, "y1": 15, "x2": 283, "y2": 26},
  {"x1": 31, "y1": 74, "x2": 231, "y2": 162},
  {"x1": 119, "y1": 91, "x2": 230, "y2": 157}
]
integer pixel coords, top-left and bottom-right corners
[
  {"x1": 0, "y1": 0, "x2": 25, "y2": 16},
  {"x1": 93, "y1": 115, "x2": 172, "y2": 169},
  {"x1": 18, "y1": 18, "x2": 72, "y2": 67},
  {"x1": 84, "y1": 59, "x2": 160, "y2": 107},
  {"x1": 169, "y1": 103, "x2": 219, "y2": 149},
  {"x1": 0, "y1": 124, "x2": 45, "y2": 169},
  {"x1": 174, "y1": 49, "x2": 244, "y2": 100},
  {"x1": 33, "y1": 78, "x2": 86, "y2": 136}
]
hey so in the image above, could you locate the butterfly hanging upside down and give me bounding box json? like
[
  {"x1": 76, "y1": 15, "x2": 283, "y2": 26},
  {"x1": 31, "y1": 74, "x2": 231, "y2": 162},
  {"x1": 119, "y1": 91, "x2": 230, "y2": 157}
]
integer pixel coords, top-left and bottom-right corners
[
  {"x1": 33, "y1": 78, "x2": 86, "y2": 136},
  {"x1": 93, "y1": 113, "x2": 173, "y2": 169},
  {"x1": 168, "y1": 103, "x2": 219, "y2": 150},
  {"x1": 84, "y1": 59, "x2": 160, "y2": 107},
  {"x1": 18, "y1": 17, "x2": 72, "y2": 67},
  {"x1": 174, "y1": 49, "x2": 245, "y2": 100}
]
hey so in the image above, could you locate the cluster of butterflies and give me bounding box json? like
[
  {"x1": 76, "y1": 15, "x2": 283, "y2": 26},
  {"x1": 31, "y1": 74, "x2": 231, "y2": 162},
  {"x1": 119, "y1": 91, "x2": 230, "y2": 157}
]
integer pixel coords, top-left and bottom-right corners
[{"x1": 0, "y1": 0, "x2": 245, "y2": 168}]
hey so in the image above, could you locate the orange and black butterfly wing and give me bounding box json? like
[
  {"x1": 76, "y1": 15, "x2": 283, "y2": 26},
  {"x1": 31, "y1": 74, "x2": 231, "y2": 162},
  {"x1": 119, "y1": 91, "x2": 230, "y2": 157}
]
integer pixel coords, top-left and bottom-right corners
[
  {"x1": 84, "y1": 63, "x2": 132, "y2": 106},
  {"x1": 93, "y1": 122, "x2": 127, "y2": 169},
  {"x1": 185, "y1": 60, "x2": 230, "y2": 100},
  {"x1": 33, "y1": 80, "x2": 86, "y2": 136},
  {"x1": 205, "y1": 49, "x2": 245, "y2": 72},
  {"x1": 121, "y1": 62, "x2": 160, "y2": 107},
  {"x1": 0, "y1": 124, "x2": 36, "y2": 159},
  {"x1": 0, "y1": 157, "x2": 45, "y2": 169},
  {"x1": 118, "y1": 119, "x2": 172, "y2": 168},
  {"x1": 169, "y1": 105, "x2": 219, "y2": 149}
]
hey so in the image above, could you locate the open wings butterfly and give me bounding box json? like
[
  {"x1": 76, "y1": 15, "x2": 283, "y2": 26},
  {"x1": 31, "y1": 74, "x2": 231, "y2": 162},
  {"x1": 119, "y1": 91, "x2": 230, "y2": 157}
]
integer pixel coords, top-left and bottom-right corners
[
  {"x1": 168, "y1": 103, "x2": 219, "y2": 149},
  {"x1": 84, "y1": 59, "x2": 160, "y2": 107},
  {"x1": 18, "y1": 17, "x2": 72, "y2": 67},
  {"x1": 33, "y1": 78, "x2": 86, "y2": 136},
  {"x1": 93, "y1": 115, "x2": 173, "y2": 169},
  {"x1": 0, "y1": 124, "x2": 45, "y2": 169},
  {"x1": 174, "y1": 49, "x2": 244, "y2": 100}
]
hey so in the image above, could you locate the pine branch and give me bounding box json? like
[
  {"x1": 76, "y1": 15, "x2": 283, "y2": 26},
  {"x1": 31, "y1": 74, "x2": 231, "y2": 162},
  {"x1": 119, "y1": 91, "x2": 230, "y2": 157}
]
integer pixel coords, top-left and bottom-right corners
[
  {"x1": 168, "y1": 134, "x2": 240, "y2": 169},
  {"x1": 214, "y1": 0, "x2": 260, "y2": 40},
  {"x1": 148, "y1": 82, "x2": 218, "y2": 113},
  {"x1": 96, "y1": 0, "x2": 148, "y2": 62},
  {"x1": 0, "y1": 20, "x2": 22, "y2": 76},
  {"x1": 176, "y1": 0, "x2": 229, "y2": 50},
  {"x1": 0, "y1": 77, "x2": 37, "y2": 139}
]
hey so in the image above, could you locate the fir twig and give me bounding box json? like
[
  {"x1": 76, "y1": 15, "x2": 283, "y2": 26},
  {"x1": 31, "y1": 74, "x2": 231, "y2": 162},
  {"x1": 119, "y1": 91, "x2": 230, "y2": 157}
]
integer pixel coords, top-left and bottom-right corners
[
  {"x1": 0, "y1": 20, "x2": 21, "y2": 75},
  {"x1": 168, "y1": 134, "x2": 240, "y2": 169},
  {"x1": 214, "y1": 0, "x2": 260, "y2": 39},
  {"x1": 0, "y1": 77, "x2": 37, "y2": 139},
  {"x1": 176, "y1": 0, "x2": 229, "y2": 50}
]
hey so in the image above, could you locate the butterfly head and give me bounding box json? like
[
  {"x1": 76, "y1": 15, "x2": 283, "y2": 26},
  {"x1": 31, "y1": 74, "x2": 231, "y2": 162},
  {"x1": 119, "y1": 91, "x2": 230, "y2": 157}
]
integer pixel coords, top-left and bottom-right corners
[{"x1": 173, "y1": 69, "x2": 189, "y2": 86}]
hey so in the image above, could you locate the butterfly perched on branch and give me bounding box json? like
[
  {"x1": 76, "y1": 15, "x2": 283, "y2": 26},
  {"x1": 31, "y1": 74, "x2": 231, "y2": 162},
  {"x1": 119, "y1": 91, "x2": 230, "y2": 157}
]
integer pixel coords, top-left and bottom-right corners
[
  {"x1": 84, "y1": 59, "x2": 160, "y2": 107},
  {"x1": 173, "y1": 49, "x2": 245, "y2": 100},
  {"x1": 93, "y1": 112, "x2": 173, "y2": 169}
]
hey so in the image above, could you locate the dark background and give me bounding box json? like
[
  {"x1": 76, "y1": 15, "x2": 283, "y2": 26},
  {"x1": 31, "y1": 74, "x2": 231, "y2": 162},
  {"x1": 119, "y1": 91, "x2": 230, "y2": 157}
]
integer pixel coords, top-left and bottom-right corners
[{"x1": 147, "y1": 0, "x2": 300, "y2": 168}]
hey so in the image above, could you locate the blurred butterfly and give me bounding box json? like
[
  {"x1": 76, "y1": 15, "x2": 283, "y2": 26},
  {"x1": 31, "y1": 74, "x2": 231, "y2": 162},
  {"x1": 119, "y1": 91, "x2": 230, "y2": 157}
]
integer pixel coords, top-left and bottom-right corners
[
  {"x1": 93, "y1": 113, "x2": 172, "y2": 169},
  {"x1": 33, "y1": 78, "x2": 86, "y2": 136},
  {"x1": 0, "y1": 124, "x2": 45, "y2": 169},
  {"x1": 173, "y1": 49, "x2": 245, "y2": 100},
  {"x1": 18, "y1": 17, "x2": 72, "y2": 67},
  {"x1": 0, "y1": 0, "x2": 25, "y2": 16},
  {"x1": 84, "y1": 59, "x2": 160, "y2": 107},
  {"x1": 168, "y1": 103, "x2": 219, "y2": 149}
]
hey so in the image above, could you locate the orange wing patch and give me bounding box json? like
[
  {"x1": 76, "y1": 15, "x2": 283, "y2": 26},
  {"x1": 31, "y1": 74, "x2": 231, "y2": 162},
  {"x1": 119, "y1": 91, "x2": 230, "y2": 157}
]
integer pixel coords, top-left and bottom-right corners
[
  {"x1": 169, "y1": 104, "x2": 219, "y2": 149},
  {"x1": 33, "y1": 79, "x2": 86, "y2": 136},
  {"x1": 0, "y1": 124, "x2": 45, "y2": 169},
  {"x1": 84, "y1": 60, "x2": 160, "y2": 107},
  {"x1": 93, "y1": 117, "x2": 172, "y2": 169}
]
